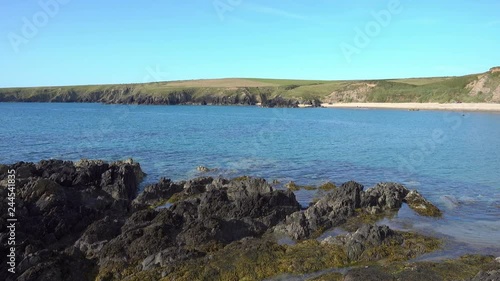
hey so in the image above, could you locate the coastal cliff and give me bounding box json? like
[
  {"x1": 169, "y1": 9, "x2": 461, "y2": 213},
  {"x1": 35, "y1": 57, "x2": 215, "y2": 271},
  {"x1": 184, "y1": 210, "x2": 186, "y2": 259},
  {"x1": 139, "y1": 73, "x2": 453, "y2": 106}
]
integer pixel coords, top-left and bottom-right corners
[
  {"x1": 1, "y1": 69, "x2": 499, "y2": 107},
  {"x1": 0, "y1": 86, "x2": 317, "y2": 108}
]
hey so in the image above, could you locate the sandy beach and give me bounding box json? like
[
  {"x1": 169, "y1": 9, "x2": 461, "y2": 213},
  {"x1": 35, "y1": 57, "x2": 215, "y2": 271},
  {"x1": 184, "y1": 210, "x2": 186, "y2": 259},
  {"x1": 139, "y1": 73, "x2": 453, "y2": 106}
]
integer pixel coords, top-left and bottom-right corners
[{"x1": 319, "y1": 103, "x2": 500, "y2": 112}]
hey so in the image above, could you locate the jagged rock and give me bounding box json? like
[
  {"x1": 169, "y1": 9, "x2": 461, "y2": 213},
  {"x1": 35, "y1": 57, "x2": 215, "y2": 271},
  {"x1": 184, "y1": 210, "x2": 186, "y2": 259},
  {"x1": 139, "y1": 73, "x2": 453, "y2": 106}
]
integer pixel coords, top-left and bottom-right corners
[
  {"x1": 74, "y1": 216, "x2": 124, "y2": 259},
  {"x1": 36, "y1": 160, "x2": 76, "y2": 186},
  {"x1": 0, "y1": 159, "x2": 144, "y2": 280},
  {"x1": 16, "y1": 248, "x2": 95, "y2": 281},
  {"x1": 133, "y1": 178, "x2": 183, "y2": 207},
  {"x1": 274, "y1": 181, "x2": 363, "y2": 239},
  {"x1": 471, "y1": 270, "x2": 500, "y2": 281},
  {"x1": 275, "y1": 181, "x2": 441, "y2": 240},
  {"x1": 361, "y1": 182, "x2": 409, "y2": 212},
  {"x1": 196, "y1": 166, "x2": 217, "y2": 173},
  {"x1": 183, "y1": 177, "x2": 213, "y2": 196},
  {"x1": 404, "y1": 190, "x2": 442, "y2": 217},
  {"x1": 0, "y1": 159, "x2": 447, "y2": 281},
  {"x1": 322, "y1": 224, "x2": 403, "y2": 261},
  {"x1": 141, "y1": 247, "x2": 204, "y2": 271},
  {"x1": 96, "y1": 176, "x2": 300, "y2": 277}
]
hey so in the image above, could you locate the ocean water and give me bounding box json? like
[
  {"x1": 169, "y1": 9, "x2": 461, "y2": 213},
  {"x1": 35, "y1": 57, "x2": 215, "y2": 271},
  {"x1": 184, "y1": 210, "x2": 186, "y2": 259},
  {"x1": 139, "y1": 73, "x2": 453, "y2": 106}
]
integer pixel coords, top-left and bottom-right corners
[{"x1": 1, "y1": 103, "x2": 499, "y2": 256}]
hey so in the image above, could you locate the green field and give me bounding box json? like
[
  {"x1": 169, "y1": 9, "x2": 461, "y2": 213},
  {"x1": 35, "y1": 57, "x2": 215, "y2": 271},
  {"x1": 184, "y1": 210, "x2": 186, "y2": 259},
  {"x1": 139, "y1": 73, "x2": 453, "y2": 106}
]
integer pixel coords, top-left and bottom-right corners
[{"x1": 1, "y1": 68, "x2": 499, "y2": 104}]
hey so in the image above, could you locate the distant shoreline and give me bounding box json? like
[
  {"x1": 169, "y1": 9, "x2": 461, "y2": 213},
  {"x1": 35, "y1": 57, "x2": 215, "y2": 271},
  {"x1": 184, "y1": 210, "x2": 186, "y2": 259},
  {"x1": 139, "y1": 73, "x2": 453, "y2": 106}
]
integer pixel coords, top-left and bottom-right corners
[
  {"x1": 318, "y1": 102, "x2": 500, "y2": 112},
  {"x1": 3, "y1": 101, "x2": 500, "y2": 112}
]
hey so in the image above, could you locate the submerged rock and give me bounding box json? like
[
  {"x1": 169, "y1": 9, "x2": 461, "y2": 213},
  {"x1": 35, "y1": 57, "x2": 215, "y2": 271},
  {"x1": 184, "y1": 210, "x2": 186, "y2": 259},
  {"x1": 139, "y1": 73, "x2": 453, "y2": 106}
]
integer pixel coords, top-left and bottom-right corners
[
  {"x1": 405, "y1": 190, "x2": 442, "y2": 217},
  {"x1": 196, "y1": 165, "x2": 217, "y2": 173}
]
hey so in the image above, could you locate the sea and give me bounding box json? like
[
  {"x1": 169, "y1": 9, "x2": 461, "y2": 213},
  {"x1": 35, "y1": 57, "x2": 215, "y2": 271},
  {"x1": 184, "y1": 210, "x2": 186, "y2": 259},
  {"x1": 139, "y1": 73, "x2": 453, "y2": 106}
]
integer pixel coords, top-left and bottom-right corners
[{"x1": 1, "y1": 102, "x2": 499, "y2": 257}]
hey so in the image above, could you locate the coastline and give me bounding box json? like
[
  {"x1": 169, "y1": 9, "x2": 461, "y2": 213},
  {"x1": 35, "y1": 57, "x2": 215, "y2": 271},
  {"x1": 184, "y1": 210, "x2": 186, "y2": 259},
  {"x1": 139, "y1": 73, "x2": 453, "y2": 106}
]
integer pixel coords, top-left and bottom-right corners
[{"x1": 320, "y1": 102, "x2": 500, "y2": 112}]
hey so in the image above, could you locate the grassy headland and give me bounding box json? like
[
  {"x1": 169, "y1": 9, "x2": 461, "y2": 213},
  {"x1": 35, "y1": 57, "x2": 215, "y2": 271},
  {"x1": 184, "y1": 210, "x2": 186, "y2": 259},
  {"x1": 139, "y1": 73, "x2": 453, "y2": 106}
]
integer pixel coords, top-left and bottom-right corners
[{"x1": 1, "y1": 67, "x2": 499, "y2": 107}]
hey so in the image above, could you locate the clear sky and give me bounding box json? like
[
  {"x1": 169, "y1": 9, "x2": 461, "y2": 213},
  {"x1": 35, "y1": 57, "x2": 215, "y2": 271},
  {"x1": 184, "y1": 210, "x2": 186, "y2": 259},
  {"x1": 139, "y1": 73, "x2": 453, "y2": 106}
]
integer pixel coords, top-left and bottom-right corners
[{"x1": 0, "y1": 0, "x2": 499, "y2": 87}]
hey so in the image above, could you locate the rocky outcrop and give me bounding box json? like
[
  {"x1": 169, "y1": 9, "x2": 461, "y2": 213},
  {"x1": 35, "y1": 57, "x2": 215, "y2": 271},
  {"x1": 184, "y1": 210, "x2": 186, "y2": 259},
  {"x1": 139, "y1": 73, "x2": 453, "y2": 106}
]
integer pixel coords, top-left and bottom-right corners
[
  {"x1": 273, "y1": 181, "x2": 364, "y2": 239},
  {"x1": 471, "y1": 269, "x2": 500, "y2": 281},
  {"x1": 274, "y1": 181, "x2": 441, "y2": 240},
  {"x1": 0, "y1": 159, "x2": 144, "y2": 281},
  {"x1": 132, "y1": 178, "x2": 183, "y2": 207},
  {"x1": 322, "y1": 224, "x2": 403, "y2": 261},
  {"x1": 0, "y1": 159, "x2": 449, "y2": 281},
  {"x1": 404, "y1": 190, "x2": 442, "y2": 217},
  {"x1": 0, "y1": 88, "x2": 306, "y2": 108},
  {"x1": 96, "y1": 176, "x2": 301, "y2": 278}
]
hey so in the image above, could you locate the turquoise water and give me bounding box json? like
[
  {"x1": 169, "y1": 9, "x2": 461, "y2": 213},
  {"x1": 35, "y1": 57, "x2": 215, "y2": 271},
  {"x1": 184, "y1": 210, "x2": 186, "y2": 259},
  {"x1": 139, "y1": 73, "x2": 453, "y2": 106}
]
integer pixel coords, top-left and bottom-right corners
[{"x1": 1, "y1": 103, "x2": 499, "y2": 255}]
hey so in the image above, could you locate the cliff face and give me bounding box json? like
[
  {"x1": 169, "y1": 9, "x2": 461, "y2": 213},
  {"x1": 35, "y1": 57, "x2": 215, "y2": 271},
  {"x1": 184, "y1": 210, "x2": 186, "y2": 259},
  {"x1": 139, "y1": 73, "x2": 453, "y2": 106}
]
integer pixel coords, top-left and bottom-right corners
[
  {"x1": 0, "y1": 87, "x2": 316, "y2": 108},
  {"x1": 1, "y1": 70, "x2": 500, "y2": 106}
]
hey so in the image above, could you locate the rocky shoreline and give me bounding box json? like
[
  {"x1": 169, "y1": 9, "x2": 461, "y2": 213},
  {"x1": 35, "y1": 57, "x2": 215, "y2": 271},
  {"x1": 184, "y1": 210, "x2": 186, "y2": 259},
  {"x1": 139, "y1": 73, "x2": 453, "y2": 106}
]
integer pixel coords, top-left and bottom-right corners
[
  {"x1": 0, "y1": 89, "x2": 322, "y2": 108},
  {"x1": 0, "y1": 159, "x2": 498, "y2": 281}
]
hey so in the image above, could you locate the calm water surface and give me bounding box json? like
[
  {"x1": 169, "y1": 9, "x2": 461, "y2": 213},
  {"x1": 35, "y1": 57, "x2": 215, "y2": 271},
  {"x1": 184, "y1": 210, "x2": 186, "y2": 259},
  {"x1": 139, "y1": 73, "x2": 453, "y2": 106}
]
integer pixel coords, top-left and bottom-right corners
[{"x1": 1, "y1": 103, "x2": 499, "y2": 256}]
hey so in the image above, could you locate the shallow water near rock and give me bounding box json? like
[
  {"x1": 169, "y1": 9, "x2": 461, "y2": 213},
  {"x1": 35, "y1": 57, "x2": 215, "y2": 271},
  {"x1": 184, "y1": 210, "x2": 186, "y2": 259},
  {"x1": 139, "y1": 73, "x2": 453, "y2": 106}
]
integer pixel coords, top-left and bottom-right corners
[{"x1": 1, "y1": 102, "x2": 499, "y2": 255}]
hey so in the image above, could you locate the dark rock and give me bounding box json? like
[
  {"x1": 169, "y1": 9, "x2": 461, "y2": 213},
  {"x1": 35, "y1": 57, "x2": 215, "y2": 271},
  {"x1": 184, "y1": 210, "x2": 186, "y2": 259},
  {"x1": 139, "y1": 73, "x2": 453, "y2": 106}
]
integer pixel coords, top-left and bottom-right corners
[
  {"x1": 141, "y1": 247, "x2": 204, "y2": 271},
  {"x1": 10, "y1": 162, "x2": 39, "y2": 178},
  {"x1": 183, "y1": 177, "x2": 213, "y2": 196},
  {"x1": 36, "y1": 160, "x2": 76, "y2": 187},
  {"x1": 404, "y1": 190, "x2": 442, "y2": 217},
  {"x1": 133, "y1": 178, "x2": 183, "y2": 207},
  {"x1": 275, "y1": 181, "x2": 440, "y2": 240},
  {"x1": 96, "y1": 176, "x2": 300, "y2": 278},
  {"x1": 323, "y1": 224, "x2": 403, "y2": 261},
  {"x1": 471, "y1": 270, "x2": 500, "y2": 281},
  {"x1": 274, "y1": 181, "x2": 364, "y2": 239},
  {"x1": 74, "y1": 216, "x2": 124, "y2": 259},
  {"x1": 0, "y1": 158, "x2": 446, "y2": 280},
  {"x1": 361, "y1": 182, "x2": 409, "y2": 213},
  {"x1": 16, "y1": 249, "x2": 96, "y2": 281},
  {"x1": 0, "y1": 159, "x2": 144, "y2": 280}
]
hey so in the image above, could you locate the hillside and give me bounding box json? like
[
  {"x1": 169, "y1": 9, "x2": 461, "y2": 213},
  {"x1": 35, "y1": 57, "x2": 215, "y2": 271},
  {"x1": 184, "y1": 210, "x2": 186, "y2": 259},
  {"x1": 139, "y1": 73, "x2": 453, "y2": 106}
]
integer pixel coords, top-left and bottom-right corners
[{"x1": 1, "y1": 68, "x2": 499, "y2": 107}]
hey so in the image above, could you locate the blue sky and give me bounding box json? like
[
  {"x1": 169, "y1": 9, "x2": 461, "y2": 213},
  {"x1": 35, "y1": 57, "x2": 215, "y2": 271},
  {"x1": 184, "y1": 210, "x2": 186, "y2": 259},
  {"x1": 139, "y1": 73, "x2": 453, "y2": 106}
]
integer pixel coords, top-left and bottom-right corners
[{"x1": 0, "y1": 0, "x2": 499, "y2": 87}]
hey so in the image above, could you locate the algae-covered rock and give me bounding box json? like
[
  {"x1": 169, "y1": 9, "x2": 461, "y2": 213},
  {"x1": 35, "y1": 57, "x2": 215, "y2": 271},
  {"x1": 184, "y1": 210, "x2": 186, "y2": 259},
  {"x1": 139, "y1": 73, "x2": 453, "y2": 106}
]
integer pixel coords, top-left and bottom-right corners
[
  {"x1": 275, "y1": 181, "x2": 364, "y2": 239},
  {"x1": 404, "y1": 190, "x2": 442, "y2": 217},
  {"x1": 133, "y1": 177, "x2": 183, "y2": 207},
  {"x1": 344, "y1": 266, "x2": 394, "y2": 281},
  {"x1": 0, "y1": 159, "x2": 456, "y2": 281},
  {"x1": 323, "y1": 224, "x2": 403, "y2": 261},
  {"x1": 285, "y1": 181, "x2": 317, "y2": 191},
  {"x1": 318, "y1": 182, "x2": 337, "y2": 191},
  {"x1": 361, "y1": 182, "x2": 409, "y2": 212}
]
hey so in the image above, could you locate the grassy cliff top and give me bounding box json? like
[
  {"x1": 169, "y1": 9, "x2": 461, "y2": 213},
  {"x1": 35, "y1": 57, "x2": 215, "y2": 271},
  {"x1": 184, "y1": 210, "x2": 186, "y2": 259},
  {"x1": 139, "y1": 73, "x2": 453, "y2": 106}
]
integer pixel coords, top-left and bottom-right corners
[{"x1": 2, "y1": 69, "x2": 500, "y2": 103}]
